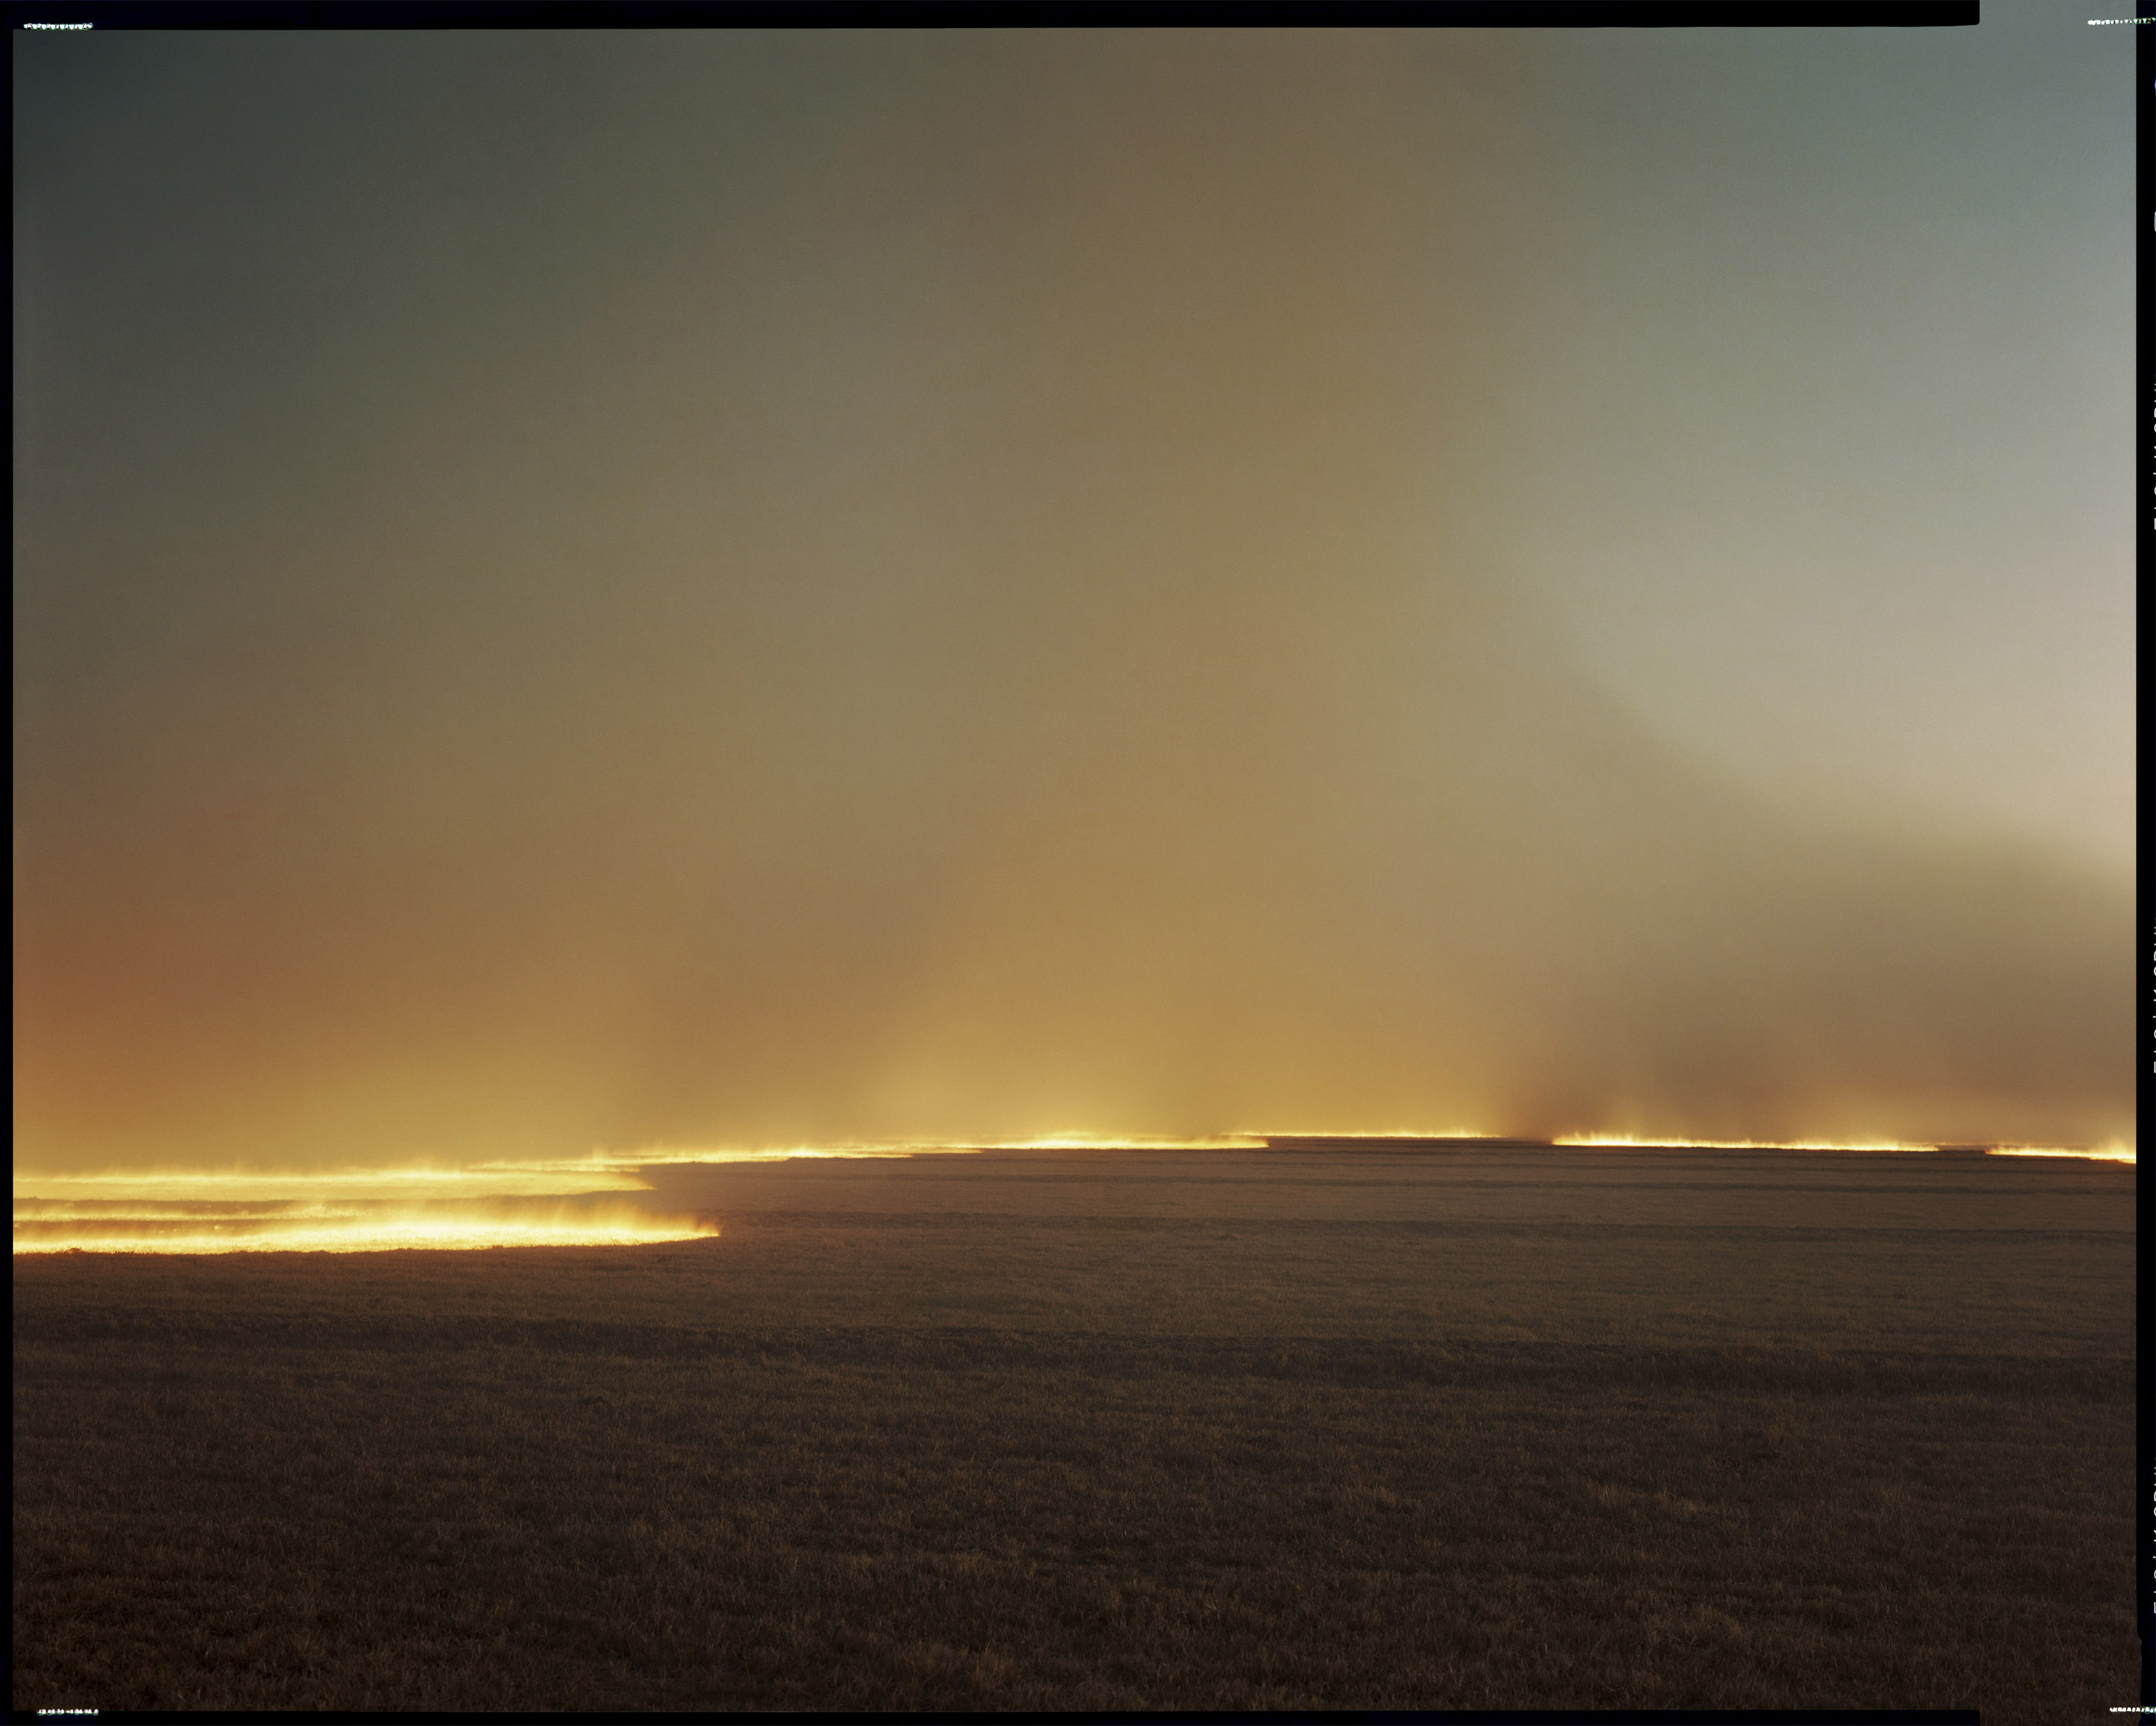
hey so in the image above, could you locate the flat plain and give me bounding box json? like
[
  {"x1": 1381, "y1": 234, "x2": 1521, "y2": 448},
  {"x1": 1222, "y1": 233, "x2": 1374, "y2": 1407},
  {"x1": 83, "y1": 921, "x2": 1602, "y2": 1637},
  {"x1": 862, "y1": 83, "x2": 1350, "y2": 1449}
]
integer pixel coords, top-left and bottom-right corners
[{"x1": 11, "y1": 1144, "x2": 2137, "y2": 1715}]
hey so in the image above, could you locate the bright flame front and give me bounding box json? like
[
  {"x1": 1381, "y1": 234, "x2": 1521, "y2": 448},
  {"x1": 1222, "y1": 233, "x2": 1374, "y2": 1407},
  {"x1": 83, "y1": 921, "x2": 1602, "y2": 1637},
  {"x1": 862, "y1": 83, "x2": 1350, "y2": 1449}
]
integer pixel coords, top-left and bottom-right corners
[{"x1": 12, "y1": 1175, "x2": 719, "y2": 1255}]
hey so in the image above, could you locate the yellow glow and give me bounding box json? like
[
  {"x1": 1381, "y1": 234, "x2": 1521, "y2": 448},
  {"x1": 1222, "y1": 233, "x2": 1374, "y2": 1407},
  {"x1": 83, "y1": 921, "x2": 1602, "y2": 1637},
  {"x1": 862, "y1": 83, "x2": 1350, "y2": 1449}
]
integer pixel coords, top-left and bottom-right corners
[
  {"x1": 11, "y1": 1156, "x2": 653, "y2": 1206},
  {"x1": 1554, "y1": 1134, "x2": 1930, "y2": 1151},
  {"x1": 1989, "y1": 1142, "x2": 2135, "y2": 1163},
  {"x1": 1235, "y1": 1128, "x2": 1492, "y2": 1143},
  {"x1": 627, "y1": 1136, "x2": 1264, "y2": 1158},
  {"x1": 8, "y1": 1144, "x2": 991, "y2": 1209},
  {"x1": 9, "y1": 1144, "x2": 990, "y2": 1254},
  {"x1": 1554, "y1": 1134, "x2": 2134, "y2": 1162},
  {"x1": 13, "y1": 1196, "x2": 717, "y2": 1255},
  {"x1": 12, "y1": 1152, "x2": 734, "y2": 1254},
  {"x1": 629, "y1": 1143, "x2": 980, "y2": 1165},
  {"x1": 965, "y1": 1133, "x2": 1265, "y2": 1150},
  {"x1": 19, "y1": 1129, "x2": 2132, "y2": 1256}
]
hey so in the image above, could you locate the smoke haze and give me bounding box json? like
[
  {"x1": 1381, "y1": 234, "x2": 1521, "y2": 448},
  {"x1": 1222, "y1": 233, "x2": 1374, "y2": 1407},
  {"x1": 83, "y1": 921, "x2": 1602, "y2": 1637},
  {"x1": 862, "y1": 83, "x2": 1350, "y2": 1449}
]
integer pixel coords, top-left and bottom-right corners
[{"x1": 13, "y1": 22, "x2": 2134, "y2": 1170}]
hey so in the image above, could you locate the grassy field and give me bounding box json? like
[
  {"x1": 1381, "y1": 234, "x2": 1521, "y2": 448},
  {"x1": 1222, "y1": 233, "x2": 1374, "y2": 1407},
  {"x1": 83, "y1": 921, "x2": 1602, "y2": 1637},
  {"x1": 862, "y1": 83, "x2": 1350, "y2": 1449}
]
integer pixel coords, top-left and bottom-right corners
[{"x1": 11, "y1": 1144, "x2": 2137, "y2": 1714}]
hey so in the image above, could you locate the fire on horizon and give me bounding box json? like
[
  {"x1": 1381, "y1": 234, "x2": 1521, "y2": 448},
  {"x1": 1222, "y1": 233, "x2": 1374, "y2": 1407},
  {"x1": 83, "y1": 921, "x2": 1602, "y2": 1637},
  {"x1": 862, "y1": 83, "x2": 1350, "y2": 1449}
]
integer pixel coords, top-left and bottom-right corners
[
  {"x1": 11, "y1": 20, "x2": 2134, "y2": 1196},
  {"x1": 9, "y1": 1133, "x2": 2131, "y2": 1256}
]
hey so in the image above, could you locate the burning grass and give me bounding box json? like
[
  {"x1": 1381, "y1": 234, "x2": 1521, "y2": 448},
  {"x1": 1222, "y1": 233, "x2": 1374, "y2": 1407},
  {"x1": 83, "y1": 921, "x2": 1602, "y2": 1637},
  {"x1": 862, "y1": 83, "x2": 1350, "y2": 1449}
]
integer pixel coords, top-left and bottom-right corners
[
  {"x1": 12, "y1": 1195, "x2": 716, "y2": 1254},
  {"x1": 10, "y1": 1146, "x2": 2135, "y2": 1715}
]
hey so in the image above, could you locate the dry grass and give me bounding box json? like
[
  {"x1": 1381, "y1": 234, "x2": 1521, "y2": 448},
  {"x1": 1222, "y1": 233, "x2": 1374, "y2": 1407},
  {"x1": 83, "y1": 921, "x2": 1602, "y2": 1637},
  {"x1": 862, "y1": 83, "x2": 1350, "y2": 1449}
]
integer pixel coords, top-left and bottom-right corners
[{"x1": 11, "y1": 1146, "x2": 2136, "y2": 1715}]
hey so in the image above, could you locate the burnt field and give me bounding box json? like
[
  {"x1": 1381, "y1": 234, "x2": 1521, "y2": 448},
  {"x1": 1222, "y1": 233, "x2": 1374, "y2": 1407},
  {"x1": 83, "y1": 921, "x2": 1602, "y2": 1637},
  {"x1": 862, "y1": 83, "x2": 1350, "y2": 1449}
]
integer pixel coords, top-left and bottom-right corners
[{"x1": 11, "y1": 1144, "x2": 2137, "y2": 1715}]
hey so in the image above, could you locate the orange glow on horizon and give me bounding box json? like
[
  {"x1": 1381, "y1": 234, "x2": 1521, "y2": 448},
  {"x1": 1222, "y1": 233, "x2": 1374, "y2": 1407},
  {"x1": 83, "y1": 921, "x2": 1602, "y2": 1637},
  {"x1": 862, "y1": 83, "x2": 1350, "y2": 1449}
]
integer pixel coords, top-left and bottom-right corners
[
  {"x1": 1986, "y1": 1142, "x2": 2135, "y2": 1163},
  {"x1": 10, "y1": 1155, "x2": 734, "y2": 1254},
  {"x1": 15, "y1": 1129, "x2": 2131, "y2": 1254},
  {"x1": 8, "y1": 1145, "x2": 987, "y2": 1209},
  {"x1": 1552, "y1": 1133, "x2": 2132, "y2": 1161},
  {"x1": 1557, "y1": 1133, "x2": 1932, "y2": 1152},
  {"x1": 9, "y1": 1145, "x2": 1000, "y2": 1254},
  {"x1": 959, "y1": 1134, "x2": 1266, "y2": 1150},
  {"x1": 13, "y1": 1157, "x2": 653, "y2": 1206},
  {"x1": 13, "y1": 1196, "x2": 718, "y2": 1255}
]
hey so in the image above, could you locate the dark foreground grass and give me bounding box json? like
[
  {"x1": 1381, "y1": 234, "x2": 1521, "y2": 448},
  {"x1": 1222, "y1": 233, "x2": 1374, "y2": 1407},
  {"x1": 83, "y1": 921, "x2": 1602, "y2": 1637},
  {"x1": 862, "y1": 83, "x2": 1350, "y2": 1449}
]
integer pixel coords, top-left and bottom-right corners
[{"x1": 12, "y1": 1148, "x2": 2137, "y2": 1716}]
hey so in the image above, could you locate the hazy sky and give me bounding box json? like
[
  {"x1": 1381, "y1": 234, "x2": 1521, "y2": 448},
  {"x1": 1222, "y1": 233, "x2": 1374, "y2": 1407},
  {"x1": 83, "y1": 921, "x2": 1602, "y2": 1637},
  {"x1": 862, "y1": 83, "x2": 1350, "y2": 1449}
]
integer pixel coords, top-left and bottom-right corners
[{"x1": 13, "y1": 12, "x2": 2135, "y2": 1169}]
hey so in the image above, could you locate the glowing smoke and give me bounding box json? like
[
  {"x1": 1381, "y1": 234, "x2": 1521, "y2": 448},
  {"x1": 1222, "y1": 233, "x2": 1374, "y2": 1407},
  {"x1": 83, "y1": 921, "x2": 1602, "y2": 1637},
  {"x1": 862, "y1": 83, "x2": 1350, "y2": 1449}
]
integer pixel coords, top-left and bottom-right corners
[{"x1": 12, "y1": 31, "x2": 2132, "y2": 1172}]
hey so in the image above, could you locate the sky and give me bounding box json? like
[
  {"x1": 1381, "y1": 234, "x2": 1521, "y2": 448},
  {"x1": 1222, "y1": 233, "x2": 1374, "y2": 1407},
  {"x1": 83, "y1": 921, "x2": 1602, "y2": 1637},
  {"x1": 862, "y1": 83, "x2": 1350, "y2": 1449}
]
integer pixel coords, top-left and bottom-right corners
[{"x1": 11, "y1": 13, "x2": 2136, "y2": 1172}]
